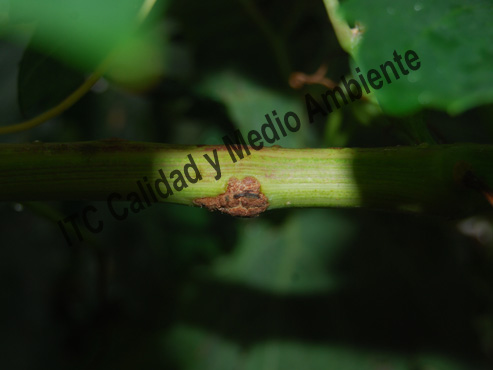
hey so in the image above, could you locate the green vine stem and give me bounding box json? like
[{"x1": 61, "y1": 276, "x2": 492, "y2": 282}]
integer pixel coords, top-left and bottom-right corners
[{"x1": 1, "y1": 140, "x2": 492, "y2": 216}]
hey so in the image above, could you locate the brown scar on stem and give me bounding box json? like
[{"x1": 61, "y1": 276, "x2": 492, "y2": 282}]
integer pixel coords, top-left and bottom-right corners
[{"x1": 193, "y1": 176, "x2": 269, "y2": 217}]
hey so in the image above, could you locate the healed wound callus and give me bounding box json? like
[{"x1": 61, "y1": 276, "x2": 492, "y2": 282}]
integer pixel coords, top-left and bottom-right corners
[{"x1": 193, "y1": 176, "x2": 269, "y2": 217}]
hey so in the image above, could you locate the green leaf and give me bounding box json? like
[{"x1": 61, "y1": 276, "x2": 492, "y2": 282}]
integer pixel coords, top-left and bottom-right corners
[
  {"x1": 165, "y1": 325, "x2": 476, "y2": 370},
  {"x1": 6, "y1": 0, "x2": 165, "y2": 87},
  {"x1": 163, "y1": 210, "x2": 480, "y2": 370},
  {"x1": 9, "y1": 0, "x2": 140, "y2": 67},
  {"x1": 340, "y1": 0, "x2": 493, "y2": 115},
  {"x1": 198, "y1": 70, "x2": 310, "y2": 148},
  {"x1": 211, "y1": 210, "x2": 355, "y2": 293}
]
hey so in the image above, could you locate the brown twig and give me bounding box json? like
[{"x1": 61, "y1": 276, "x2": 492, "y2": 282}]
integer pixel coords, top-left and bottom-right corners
[{"x1": 289, "y1": 64, "x2": 337, "y2": 90}]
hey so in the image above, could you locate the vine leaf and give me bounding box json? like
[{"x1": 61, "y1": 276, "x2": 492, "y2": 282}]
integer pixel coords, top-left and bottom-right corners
[
  {"x1": 163, "y1": 210, "x2": 477, "y2": 370},
  {"x1": 197, "y1": 70, "x2": 308, "y2": 148},
  {"x1": 341, "y1": 0, "x2": 493, "y2": 115}
]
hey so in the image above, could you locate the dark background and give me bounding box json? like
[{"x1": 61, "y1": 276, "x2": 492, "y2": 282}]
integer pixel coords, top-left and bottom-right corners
[{"x1": 0, "y1": 0, "x2": 492, "y2": 369}]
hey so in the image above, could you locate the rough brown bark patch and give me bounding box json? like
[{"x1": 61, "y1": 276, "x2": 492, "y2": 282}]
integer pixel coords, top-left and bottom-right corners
[{"x1": 193, "y1": 176, "x2": 269, "y2": 217}]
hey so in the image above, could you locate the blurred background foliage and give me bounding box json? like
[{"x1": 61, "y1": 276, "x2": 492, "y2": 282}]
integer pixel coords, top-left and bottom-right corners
[{"x1": 0, "y1": 0, "x2": 493, "y2": 369}]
